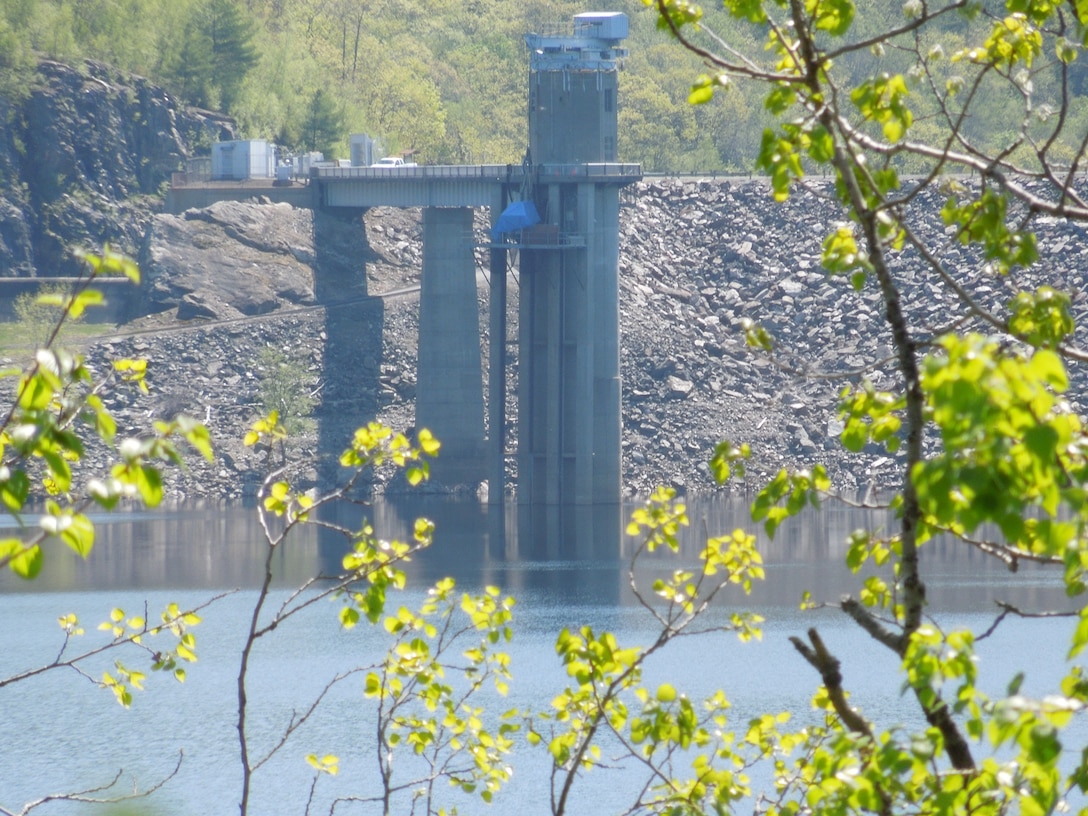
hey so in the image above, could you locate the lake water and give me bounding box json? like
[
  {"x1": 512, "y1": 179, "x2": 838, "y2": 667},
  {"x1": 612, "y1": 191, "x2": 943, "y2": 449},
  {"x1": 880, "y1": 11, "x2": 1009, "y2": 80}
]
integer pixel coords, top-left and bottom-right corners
[{"x1": 0, "y1": 497, "x2": 1083, "y2": 815}]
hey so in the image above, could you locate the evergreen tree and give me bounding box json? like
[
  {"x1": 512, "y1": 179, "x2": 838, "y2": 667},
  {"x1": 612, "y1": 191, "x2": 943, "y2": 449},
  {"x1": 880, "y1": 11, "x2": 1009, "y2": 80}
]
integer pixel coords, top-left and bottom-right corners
[
  {"x1": 204, "y1": 0, "x2": 258, "y2": 111},
  {"x1": 171, "y1": 18, "x2": 216, "y2": 109},
  {"x1": 302, "y1": 89, "x2": 343, "y2": 157},
  {"x1": 166, "y1": 0, "x2": 257, "y2": 112}
]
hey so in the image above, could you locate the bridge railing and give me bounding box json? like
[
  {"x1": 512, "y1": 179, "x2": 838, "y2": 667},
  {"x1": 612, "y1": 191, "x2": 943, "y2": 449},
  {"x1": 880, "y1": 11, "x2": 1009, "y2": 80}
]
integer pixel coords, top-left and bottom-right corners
[
  {"x1": 313, "y1": 163, "x2": 642, "y2": 183},
  {"x1": 537, "y1": 163, "x2": 642, "y2": 179},
  {"x1": 314, "y1": 164, "x2": 526, "y2": 181}
]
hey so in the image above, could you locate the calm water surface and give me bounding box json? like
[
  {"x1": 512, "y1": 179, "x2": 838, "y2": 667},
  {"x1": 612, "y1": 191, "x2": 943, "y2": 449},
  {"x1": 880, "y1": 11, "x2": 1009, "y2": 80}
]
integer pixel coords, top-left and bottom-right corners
[{"x1": 0, "y1": 497, "x2": 1082, "y2": 815}]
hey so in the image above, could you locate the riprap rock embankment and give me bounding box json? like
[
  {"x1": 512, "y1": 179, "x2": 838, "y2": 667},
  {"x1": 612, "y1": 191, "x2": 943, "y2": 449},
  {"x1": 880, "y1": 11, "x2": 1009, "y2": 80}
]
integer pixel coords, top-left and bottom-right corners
[{"x1": 46, "y1": 177, "x2": 1088, "y2": 503}]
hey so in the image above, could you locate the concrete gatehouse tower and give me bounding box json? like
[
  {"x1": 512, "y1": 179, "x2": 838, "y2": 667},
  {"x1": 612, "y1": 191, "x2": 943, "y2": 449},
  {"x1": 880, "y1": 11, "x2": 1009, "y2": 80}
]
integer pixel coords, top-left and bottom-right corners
[
  {"x1": 527, "y1": 13, "x2": 626, "y2": 164},
  {"x1": 515, "y1": 12, "x2": 630, "y2": 505},
  {"x1": 178, "y1": 13, "x2": 642, "y2": 504}
]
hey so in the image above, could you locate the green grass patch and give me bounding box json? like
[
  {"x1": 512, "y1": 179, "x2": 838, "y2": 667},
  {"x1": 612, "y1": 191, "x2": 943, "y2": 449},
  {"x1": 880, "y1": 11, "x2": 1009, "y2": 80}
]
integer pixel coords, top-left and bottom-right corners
[{"x1": 0, "y1": 320, "x2": 118, "y2": 354}]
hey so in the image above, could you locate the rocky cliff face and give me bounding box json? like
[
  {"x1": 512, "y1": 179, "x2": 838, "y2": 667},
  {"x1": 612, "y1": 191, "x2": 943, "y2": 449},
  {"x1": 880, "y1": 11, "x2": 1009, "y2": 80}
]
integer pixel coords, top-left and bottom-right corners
[{"x1": 0, "y1": 59, "x2": 232, "y2": 278}]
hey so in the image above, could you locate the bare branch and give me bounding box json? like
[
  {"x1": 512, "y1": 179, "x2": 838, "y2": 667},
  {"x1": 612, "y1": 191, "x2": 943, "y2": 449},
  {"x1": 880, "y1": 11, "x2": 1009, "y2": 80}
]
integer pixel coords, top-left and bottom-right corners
[
  {"x1": 7, "y1": 752, "x2": 183, "y2": 816},
  {"x1": 0, "y1": 591, "x2": 232, "y2": 690},
  {"x1": 790, "y1": 627, "x2": 874, "y2": 737},
  {"x1": 840, "y1": 596, "x2": 905, "y2": 652},
  {"x1": 251, "y1": 668, "x2": 366, "y2": 772}
]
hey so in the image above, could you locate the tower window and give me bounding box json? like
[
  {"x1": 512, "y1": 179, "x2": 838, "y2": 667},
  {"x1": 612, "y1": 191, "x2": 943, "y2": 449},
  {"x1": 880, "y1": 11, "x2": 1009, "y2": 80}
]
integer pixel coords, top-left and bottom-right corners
[{"x1": 604, "y1": 89, "x2": 614, "y2": 112}]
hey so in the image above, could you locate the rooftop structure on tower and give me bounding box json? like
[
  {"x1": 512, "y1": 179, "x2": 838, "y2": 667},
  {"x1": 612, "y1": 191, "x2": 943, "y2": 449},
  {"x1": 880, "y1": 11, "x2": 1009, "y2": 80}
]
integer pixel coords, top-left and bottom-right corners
[{"x1": 526, "y1": 12, "x2": 629, "y2": 164}]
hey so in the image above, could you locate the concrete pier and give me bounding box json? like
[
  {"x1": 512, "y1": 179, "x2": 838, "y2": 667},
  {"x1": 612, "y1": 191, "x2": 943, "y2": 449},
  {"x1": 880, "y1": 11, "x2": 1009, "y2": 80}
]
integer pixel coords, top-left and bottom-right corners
[
  {"x1": 516, "y1": 11, "x2": 630, "y2": 505},
  {"x1": 416, "y1": 207, "x2": 486, "y2": 486},
  {"x1": 517, "y1": 180, "x2": 623, "y2": 504},
  {"x1": 488, "y1": 185, "x2": 510, "y2": 501}
]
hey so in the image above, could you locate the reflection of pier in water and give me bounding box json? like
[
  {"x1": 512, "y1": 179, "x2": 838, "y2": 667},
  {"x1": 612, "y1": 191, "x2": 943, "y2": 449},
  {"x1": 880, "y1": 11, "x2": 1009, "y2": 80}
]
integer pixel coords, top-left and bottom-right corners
[
  {"x1": 327, "y1": 499, "x2": 625, "y2": 605},
  {"x1": 2, "y1": 501, "x2": 1073, "y2": 617}
]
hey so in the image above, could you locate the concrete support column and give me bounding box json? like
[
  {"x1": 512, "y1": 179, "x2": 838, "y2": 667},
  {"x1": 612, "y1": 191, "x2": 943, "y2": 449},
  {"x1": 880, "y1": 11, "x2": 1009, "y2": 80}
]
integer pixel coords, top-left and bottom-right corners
[
  {"x1": 518, "y1": 232, "x2": 561, "y2": 504},
  {"x1": 417, "y1": 207, "x2": 485, "y2": 487},
  {"x1": 516, "y1": 250, "x2": 534, "y2": 504},
  {"x1": 517, "y1": 182, "x2": 621, "y2": 505},
  {"x1": 589, "y1": 184, "x2": 621, "y2": 504},
  {"x1": 569, "y1": 185, "x2": 594, "y2": 504},
  {"x1": 487, "y1": 187, "x2": 509, "y2": 504},
  {"x1": 543, "y1": 184, "x2": 563, "y2": 504}
]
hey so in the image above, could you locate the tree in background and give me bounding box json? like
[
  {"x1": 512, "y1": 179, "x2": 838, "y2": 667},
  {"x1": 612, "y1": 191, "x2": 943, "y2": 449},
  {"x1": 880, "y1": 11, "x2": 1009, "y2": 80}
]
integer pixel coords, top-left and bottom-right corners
[
  {"x1": 0, "y1": 7, "x2": 36, "y2": 99},
  {"x1": 11, "y1": 0, "x2": 1088, "y2": 169},
  {"x1": 204, "y1": 0, "x2": 258, "y2": 110},
  {"x1": 170, "y1": 15, "x2": 217, "y2": 109},
  {"x1": 301, "y1": 88, "x2": 344, "y2": 157},
  {"x1": 168, "y1": 0, "x2": 258, "y2": 110},
  {"x1": 353, "y1": 51, "x2": 448, "y2": 162},
  {"x1": 255, "y1": 345, "x2": 317, "y2": 435}
]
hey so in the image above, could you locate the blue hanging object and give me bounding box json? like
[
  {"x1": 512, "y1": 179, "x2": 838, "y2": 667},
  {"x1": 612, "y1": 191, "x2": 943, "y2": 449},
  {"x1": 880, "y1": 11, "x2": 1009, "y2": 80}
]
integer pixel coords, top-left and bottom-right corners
[{"x1": 490, "y1": 200, "x2": 541, "y2": 240}]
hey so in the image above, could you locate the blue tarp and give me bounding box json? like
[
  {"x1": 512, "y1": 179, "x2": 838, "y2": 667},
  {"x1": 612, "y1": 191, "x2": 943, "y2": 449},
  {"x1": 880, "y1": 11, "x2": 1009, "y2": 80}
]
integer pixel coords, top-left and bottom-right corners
[{"x1": 490, "y1": 200, "x2": 541, "y2": 240}]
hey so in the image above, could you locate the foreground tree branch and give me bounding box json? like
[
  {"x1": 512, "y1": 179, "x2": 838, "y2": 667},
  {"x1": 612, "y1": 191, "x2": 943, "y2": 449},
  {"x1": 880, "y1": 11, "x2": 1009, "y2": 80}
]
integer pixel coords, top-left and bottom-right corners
[{"x1": 651, "y1": 0, "x2": 1088, "y2": 807}]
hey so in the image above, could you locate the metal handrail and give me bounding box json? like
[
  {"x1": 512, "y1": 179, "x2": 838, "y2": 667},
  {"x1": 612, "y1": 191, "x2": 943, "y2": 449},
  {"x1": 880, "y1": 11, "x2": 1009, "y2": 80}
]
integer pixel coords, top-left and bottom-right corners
[
  {"x1": 537, "y1": 163, "x2": 642, "y2": 178},
  {"x1": 313, "y1": 164, "x2": 526, "y2": 181},
  {"x1": 312, "y1": 163, "x2": 642, "y2": 182}
]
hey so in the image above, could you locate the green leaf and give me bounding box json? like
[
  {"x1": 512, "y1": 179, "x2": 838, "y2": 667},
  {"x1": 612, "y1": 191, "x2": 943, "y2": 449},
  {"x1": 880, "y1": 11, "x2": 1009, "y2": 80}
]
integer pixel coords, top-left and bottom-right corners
[
  {"x1": 18, "y1": 373, "x2": 54, "y2": 411},
  {"x1": 68, "y1": 289, "x2": 104, "y2": 319},
  {"x1": 723, "y1": 0, "x2": 767, "y2": 22},
  {"x1": 756, "y1": 128, "x2": 804, "y2": 201},
  {"x1": 10, "y1": 543, "x2": 43, "y2": 579},
  {"x1": 882, "y1": 117, "x2": 904, "y2": 142},
  {"x1": 136, "y1": 465, "x2": 163, "y2": 506},
  {"x1": 710, "y1": 440, "x2": 749, "y2": 483},
  {"x1": 60, "y1": 513, "x2": 95, "y2": 558},
  {"x1": 340, "y1": 607, "x2": 360, "y2": 630},
  {"x1": 1008, "y1": 287, "x2": 1073, "y2": 348},
  {"x1": 1026, "y1": 722, "x2": 1061, "y2": 765},
  {"x1": 1028, "y1": 348, "x2": 1067, "y2": 390},
  {"x1": 1070, "y1": 610, "x2": 1088, "y2": 658},
  {"x1": 850, "y1": 74, "x2": 912, "y2": 142},
  {"x1": 0, "y1": 470, "x2": 30, "y2": 512},
  {"x1": 689, "y1": 75, "x2": 715, "y2": 104},
  {"x1": 810, "y1": 0, "x2": 855, "y2": 35},
  {"x1": 808, "y1": 125, "x2": 835, "y2": 163},
  {"x1": 41, "y1": 449, "x2": 72, "y2": 492},
  {"x1": 365, "y1": 672, "x2": 381, "y2": 696},
  {"x1": 176, "y1": 415, "x2": 214, "y2": 461}
]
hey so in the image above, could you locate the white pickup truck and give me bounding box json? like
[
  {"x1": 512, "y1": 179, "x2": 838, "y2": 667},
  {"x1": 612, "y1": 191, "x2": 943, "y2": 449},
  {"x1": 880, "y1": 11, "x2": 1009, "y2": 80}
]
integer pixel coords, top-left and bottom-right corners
[{"x1": 372, "y1": 156, "x2": 418, "y2": 168}]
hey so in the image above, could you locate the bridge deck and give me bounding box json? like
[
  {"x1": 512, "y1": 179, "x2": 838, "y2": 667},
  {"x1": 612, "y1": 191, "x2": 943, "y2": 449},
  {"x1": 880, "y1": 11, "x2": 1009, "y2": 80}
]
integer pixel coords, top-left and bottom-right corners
[{"x1": 315, "y1": 163, "x2": 642, "y2": 208}]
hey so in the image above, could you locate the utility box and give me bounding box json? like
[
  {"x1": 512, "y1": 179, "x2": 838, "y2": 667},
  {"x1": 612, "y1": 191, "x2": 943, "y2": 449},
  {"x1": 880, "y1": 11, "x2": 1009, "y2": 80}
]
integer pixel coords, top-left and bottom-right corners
[
  {"x1": 573, "y1": 11, "x2": 628, "y2": 40},
  {"x1": 294, "y1": 152, "x2": 324, "y2": 177},
  {"x1": 350, "y1": 134, "x2": 379, "y2": 167},
  {"x1": 211, "y1": 140, "x2": 276, "y2": 180}
]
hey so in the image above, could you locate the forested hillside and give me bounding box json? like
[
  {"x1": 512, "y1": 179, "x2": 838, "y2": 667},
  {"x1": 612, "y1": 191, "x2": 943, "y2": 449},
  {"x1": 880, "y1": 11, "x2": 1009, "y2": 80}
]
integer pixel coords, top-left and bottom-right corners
[
  {"x1": 0, "y1": 0, "x2": 692, "y2": 167},
  {"x1": 4, "y1": 0, "x2": 1082, "y2": 171},
  {"x1": 2, "y1": 0, "x2": 1087, "y2": 171}
]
